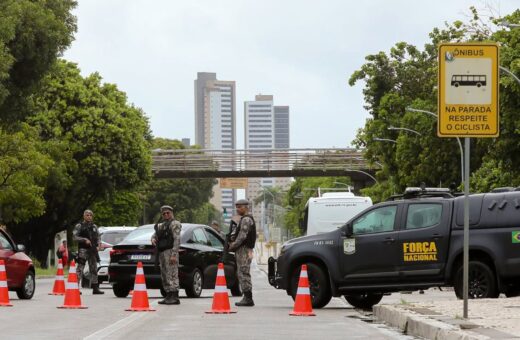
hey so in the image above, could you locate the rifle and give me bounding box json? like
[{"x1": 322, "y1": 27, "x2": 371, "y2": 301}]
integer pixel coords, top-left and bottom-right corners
[
  {"x1": 221, "y1": 233, "x2": 231, "y2": 263},
  {"x1": 221, "y1": 216, "x2": 239, "y2": 263},
  {"x1": 153, "y1": 216, "x2": 163, "y2": 270}
]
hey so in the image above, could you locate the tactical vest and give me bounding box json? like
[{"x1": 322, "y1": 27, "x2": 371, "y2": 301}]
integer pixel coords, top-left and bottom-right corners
[
  {"x1": 77, "y1": 222, "x2": 98, "y2": 249},
  {"x1": 155, "y1": 220, "x2": 174, "y2": 252},
  {"x1": 235, "y1": 215, "x2": 257, "y2": 249}
]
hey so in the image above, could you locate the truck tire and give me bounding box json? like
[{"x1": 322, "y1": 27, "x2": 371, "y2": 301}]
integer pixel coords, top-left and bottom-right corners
[
  {"x1": 454, "y1": 261, "x2": 499, "y2": 299},
  {"x1": 344, "y1": 293, "x2": 383, "y2": 310},
  {"x1": 290, "y1": 263, "x2": 332, "y2": 309}
]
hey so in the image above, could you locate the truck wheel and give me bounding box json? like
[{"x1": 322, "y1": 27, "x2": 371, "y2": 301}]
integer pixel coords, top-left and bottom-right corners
[
  {"x1": 454, "y1": 261, "x2": 498, "y2": 299},
  {"x1": 112, "y1": 284, "x2": 130, "y2": 298},
  {"x1": 290, "y1": 263, "x2": 332, "y2": 309},
  {"x1": 344, "y1": 293, "x2": 383, "y2": 310}
]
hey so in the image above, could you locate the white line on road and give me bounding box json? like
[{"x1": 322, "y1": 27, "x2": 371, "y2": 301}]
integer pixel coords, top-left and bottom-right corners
[{"x1": 83, "y1": 300, "x2": 159, "y2": 340}]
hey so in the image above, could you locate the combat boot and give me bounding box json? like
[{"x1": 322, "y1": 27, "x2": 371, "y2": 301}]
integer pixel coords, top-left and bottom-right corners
[
  {"x1": 92, "y1": 284, "x2": 104, "y2": 295},
  {"x1": 169, "y1": 291, "x2": 180, "y2": 305},
  {"x1": 235, "y1": 291, "x2": 254, "y2": 307},
  {"x1": 158, "y1": 292, "x2": 171, "y2": 304}
]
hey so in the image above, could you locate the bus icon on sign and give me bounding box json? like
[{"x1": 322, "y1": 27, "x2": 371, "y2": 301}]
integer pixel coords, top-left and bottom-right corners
[{"x1": 451, "y1": 74, "x2": 487, "y2": 88}]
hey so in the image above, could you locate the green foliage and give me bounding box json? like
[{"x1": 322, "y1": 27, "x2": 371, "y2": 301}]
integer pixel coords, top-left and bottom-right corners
[
  {"x1": 0, "y1": 124, "x2": 52, "y2": 223},
  {"x1": 11, "y1": 60, "x2": 152, "y2": 263},
  {"x1": 284, "y1": 177, "x2": 352, "y2": 236},
  {"x1": 0, "y1": 0, "x2": 77, "y2": 124},
  {"x1": 350, "y1": 7, "x2": 520, "y2": 199},
  {"x1": 92, "y1": 191, "x2": 143, "y2": 227}
]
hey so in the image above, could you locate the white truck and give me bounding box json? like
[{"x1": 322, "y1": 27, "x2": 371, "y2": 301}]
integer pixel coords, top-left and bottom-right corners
[{"x1": 303, "y1": 192, "x2": 372, "y2": 235}]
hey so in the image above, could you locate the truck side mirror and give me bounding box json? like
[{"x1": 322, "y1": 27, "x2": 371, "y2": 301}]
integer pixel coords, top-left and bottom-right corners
[{"x1": 342, "y1": 223, "x2": 354, "y2": 238}]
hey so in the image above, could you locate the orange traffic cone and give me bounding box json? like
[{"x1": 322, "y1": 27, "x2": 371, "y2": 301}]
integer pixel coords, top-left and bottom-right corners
[
  {"x1": 126, "y1": 262, "x2": 155, "y2": 311},
  {"x1": 290, "y1": 264, "x2": 315, "y2": 316},
  {"x1": 206, "y1": 262, "x2": 236, "y2": 314},
  {"x1": 0, "y1": 260, "x2": 13, "y2": 307},
  {"x1": 58, "y1": 260, "x2": 87, "y2": 309},
  {"x1": 49, "y1": 259, "x2": 66, "y2": 295}
]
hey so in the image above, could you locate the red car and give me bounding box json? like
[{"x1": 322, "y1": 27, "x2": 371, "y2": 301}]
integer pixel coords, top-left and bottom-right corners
[{"x1": 0, "y1": 229, "x2": 35, "y2": 299}]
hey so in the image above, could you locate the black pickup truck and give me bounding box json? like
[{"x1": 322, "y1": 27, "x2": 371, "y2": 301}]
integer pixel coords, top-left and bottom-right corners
[{"x1": 268, "y1": 187, "x2": 520, "y2": 309}]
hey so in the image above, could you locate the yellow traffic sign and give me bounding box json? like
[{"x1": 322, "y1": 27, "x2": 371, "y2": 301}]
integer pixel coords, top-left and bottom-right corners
[
  {"x1": 219, "y1": 178, "x2": 248, "y2": 189},
  {"x1": 438, "y1": 43, "x2": 499, "y2": 137}
]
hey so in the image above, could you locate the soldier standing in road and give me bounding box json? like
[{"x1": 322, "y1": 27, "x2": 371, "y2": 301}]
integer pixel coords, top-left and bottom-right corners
[
  {"x1": 73, "y1": 210, "x2": 104, "y2": 294},
  {"x1": 151, "y1": 205, "x2": 182, "y2": 305},
  {"x1": 228, "y1": 199, "x2": 257, "y2": 307}
]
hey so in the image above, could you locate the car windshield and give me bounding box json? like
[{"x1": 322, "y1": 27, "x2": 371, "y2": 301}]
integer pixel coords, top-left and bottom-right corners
[
  {"x1": 122, "y1": 225, "x2": 187, "y2": 244},
  {"x1": 102, "y1": 231, "x2": 132, "y2": 246}
]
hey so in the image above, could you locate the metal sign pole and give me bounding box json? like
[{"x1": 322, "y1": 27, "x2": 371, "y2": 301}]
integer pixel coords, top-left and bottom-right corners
[{"x1": 463, "y1": 137, "x2": 470, "y2": 318}]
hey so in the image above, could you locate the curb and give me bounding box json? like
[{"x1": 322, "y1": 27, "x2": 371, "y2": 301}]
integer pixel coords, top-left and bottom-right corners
[{"x1": 374, "y1": 305, "x2": 490, "y2": 340}]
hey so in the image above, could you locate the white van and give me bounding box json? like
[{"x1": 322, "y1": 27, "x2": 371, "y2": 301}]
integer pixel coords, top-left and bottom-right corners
[{"x1": 303, "y1": 192, "x2": 372, "y2": 235}]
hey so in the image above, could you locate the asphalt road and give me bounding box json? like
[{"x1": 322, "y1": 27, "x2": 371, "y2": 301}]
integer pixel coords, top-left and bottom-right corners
[{"x1": 1, "y1": 264, "x2": 415, "y2": 340}]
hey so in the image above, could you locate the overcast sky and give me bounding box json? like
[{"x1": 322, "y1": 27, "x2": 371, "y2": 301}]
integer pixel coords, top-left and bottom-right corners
[{"x1": 64, "y1": 0, "x2": 518, "y2": 149}]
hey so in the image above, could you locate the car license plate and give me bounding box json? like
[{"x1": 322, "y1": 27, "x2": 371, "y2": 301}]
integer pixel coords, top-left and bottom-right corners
[{"x1": 130, "y1": 254, "x2": 151, "y2": 260}]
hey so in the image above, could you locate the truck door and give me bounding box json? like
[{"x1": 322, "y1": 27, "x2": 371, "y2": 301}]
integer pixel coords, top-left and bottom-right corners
[
  {"x1": 339, "y1": 204, "x2": 402, "y2": 284},
  {"x1": 398, "y1": 201, "x2": 451, "y2": 280}
]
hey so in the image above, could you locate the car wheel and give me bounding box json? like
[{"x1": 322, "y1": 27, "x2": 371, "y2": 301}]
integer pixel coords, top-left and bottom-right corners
[
  {"x1": 344, "y1": 293, "x2": 383, "y2": 310},
  {"x1": 185, "y1": 268, "x2": 203, "y2": 298},
  {"x1": 290, "y1": 263, "x2": 332, "y2": 309},
  {"x1": 16, "y1": 270, "x2": 35, "y2": 300},
  {"x1": 454, "y1": 261, "x2": 499, "y2": 299},
  {"x1": 113, "y1": 284, "x2": 130, "y2": 298},
  {"x1": 230, "y1": 278, "x2": 242, "y2": 297}
]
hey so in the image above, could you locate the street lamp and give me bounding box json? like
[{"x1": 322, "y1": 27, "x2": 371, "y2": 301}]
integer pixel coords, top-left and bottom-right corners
[
  {"x1": 500, "y1": 66, "x2": 520, "y2": 87},
  {"x1": 499, "y1": 20, "x2": 520, "y2": 28},
  {"x1": 406, "y1": 107, "x2": 464, "y2": 185},
  {"x1": 373, "y1": 137, "x2": 397, "y2": 144},
  {"x1": 388, "y1": 126, "x2": 422, "y2": 136},
  {"x1": 345, "y1": 169, "x2": 378, "y2": 184}
]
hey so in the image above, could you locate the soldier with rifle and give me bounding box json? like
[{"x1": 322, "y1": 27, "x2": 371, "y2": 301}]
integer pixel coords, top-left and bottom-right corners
[
  {"x1": 151, "y1": 205, "x2": 182, "y2": 305},
  {"x1": 227, "y1": 199, "x2": 257, "y2": 307},
  {"x1": 73, "y1": 209, "x2": 104, "y2": 295}
]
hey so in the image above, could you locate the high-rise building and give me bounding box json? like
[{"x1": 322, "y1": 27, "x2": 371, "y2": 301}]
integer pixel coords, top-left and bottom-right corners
[
  {"x1": 244, "y1": 95, "x2": 290, "y2": 226},
  {"x1": 194, "y1": 72, "x2": 236, "y2": 221}
]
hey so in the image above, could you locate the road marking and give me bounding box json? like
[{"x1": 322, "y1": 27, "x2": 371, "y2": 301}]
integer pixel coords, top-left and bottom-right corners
[{"x1": 83, "y1": 300, "x2": 159, "y2": 340}]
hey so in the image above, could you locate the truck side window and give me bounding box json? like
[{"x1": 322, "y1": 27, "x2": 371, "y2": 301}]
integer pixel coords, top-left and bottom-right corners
[
  {"x1": 406, "y1": 204, "x2": 442, "y2": 230},
  {"x1": 352, "y1": 205, "x2": 397, "y2": 234}
]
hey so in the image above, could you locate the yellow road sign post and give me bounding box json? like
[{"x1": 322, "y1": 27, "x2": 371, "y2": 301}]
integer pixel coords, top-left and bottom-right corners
[
  {"x1": 438, "y1": 43, "x2": 499, "y2": 137},
  {"x1": 438, "y1": 43, "x2": 499, "y2": 320}
]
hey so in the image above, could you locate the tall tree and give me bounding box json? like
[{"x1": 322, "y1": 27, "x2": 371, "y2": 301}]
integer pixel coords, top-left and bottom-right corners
[
  {"x1": 0, "y1": 124, "x2": 52, "y2": 223},
  {"x1": 0, "y1": 0, "x2": 77, "y2": 125},
  {"x1": 348, "y1": 7, "x2": 517, "y2": 201},
  {"x1": 11, "y1": 60, "x2": 152, "y2": 264}
]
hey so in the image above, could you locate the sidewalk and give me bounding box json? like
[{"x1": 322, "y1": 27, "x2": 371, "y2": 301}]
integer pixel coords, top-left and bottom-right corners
[{"x1": 374, "y1": 289, "x2": 520, "y2": 339}]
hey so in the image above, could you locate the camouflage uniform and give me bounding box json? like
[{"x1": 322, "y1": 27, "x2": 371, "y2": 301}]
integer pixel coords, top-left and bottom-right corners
[
  {"x1": 229, "y1": 216, "x2": 254, "y2": 292},
  {"x1": 73, "y1": 221, "x2": 100, "y2": 287},
  {"x1": 152, "y1": 219, "x2": 182, "y2": 293}
]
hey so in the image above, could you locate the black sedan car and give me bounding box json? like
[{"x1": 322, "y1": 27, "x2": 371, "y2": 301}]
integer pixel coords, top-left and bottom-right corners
[{"x1": 108, "y1": 223, "x2": 241, "y2": 298}]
